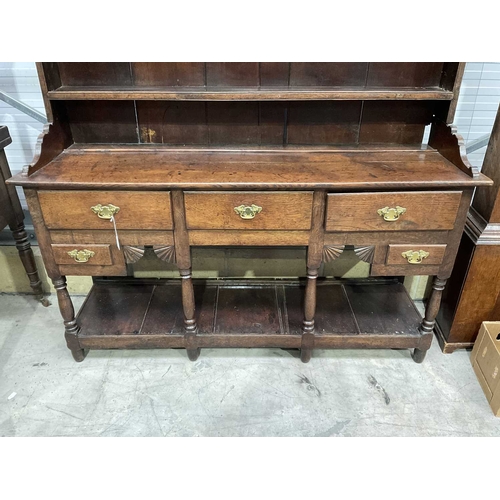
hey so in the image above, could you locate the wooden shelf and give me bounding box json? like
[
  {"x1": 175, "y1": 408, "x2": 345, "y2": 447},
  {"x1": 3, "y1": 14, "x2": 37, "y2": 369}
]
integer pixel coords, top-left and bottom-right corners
[
  {"x1": 47, "y1": 86, "x2": 455, "y2": 101},
  {"x1": 11, "y1": 145, "x2": 492, "y2": 190},
  {"x1": 76, "y1": 278, "x2": 428, "y2": 351}
]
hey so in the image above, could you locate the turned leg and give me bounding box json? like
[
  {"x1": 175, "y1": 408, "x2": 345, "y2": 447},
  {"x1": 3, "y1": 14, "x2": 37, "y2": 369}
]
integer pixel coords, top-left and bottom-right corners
[
  {"x1": 10, "y1": 222, "x2": 44, "y2": 301},
  {"x1": 52, "y1": 276, "x2": 87, "y2": 362},
  {"x1": 415, "y1": 276, "x2": 447, "y2": 363},
  {"x1": 412, "y1": 348, "x2": 427, "y2": 363},
  {"x1": 180, "y1": 268, "x2": 200, "y2": 361},
  {"x1": 301, "y1": 267, "x2": 318, "y2": 363}
]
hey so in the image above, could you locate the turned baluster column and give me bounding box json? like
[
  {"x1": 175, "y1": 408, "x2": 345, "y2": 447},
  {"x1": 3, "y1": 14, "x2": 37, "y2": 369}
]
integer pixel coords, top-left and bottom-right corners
[
  {"x1": 9, "y1": 222, "x2": 44, "y2": 299},
  {"x1": 172, "y1": 190, "x2": 199, "y2": 361},
  {"x1": 52, "y1": 276, "x2": 87, "y2": 362},
  {"x1": 301, "y1": 267, "x2": 318, "y2": 363},
  {"x1": 301, "y1": 191, "x2": 326, "y2": 363},
  {"x1": 23, "y1": 190, "x2": 85, "y2": 360},
  {"x1": 414, "y1": 276, "x2": 447, "y2": 363},
  {"x1": 1, "y1": 129, "x2": 44, "y2": 302}
]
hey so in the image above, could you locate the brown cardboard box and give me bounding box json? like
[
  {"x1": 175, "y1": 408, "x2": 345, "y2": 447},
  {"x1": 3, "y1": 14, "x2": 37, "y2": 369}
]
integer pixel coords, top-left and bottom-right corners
[{"x1": 471, "y1": 322, "x2": 500, "y2": 416}]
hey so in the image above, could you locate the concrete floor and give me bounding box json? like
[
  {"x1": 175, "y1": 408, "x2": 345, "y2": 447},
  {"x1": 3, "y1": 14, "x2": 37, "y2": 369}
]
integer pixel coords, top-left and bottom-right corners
[{"x1": 1, "y1": 292, "x2": 499, "y2": 437}]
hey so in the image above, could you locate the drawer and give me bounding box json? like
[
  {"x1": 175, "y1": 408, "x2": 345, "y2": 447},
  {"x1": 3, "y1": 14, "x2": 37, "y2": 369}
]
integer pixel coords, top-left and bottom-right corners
[
  {"x1": 386, "y1": 244, "x2": 447, "y2": 266},
  {"x1": 52, "y1": 244, "x2": 113, "y2": 265},
  {"x1": 39, "y1": 191, "x2": 172, "y2": 230},
  {"x1": 50, "y1": 243, "x2": 127, "y2": 276},
  {"x1": 370, "y1": 243, "x2": 447, "y2": 276},
  {"x1": 325, "y1": 191, "x2": 462, "y2": 232},
  {"x1": 184, "y1": 191, "x2": 314, "y2": 230}
]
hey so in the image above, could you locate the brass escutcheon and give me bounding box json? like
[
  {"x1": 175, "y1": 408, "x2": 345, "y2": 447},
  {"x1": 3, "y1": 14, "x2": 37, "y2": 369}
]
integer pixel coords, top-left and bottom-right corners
[
  {"x1": 234, "y1": 204, "x2": 263, "y2": 219},
  {"x1": 91, "y1": 203, "x2": 120, "y2": 220},
  {"x1": 377, "y1": 206, "x2": 406, "y2": 222},
  {"x1": 401, "y1": 250, "x2": 430, "y2": 264},
  {"x1": 67, "y1": 249, "x2": 95, "y2": 263}
]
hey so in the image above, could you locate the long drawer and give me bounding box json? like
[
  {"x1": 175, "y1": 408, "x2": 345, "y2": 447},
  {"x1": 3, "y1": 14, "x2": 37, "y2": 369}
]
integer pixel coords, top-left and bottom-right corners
[
  {"x1": 38, "y1": 191, "x2": 173, "y2": 230},
  {"x1": 325, "y1": 191, "x2": 462, "y2": 232},
  {"x1": 184, "y1": 191, "x2": 314, "y2": 230}
]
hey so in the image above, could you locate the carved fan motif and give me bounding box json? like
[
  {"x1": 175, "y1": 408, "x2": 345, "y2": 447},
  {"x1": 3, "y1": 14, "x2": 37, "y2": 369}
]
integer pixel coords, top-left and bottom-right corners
[
  {"x1": 123, "y1": 246, "x2": 145, "y2": 264},
  {"x1": 353, "y1": 246, "x2": 375, "y2": 264},
  {"x1": 153, "y1": 245, "x2": 176, "y2": 263},
  {"x1": 322, "y1": 245, "x2": 345, "y2": 263}
]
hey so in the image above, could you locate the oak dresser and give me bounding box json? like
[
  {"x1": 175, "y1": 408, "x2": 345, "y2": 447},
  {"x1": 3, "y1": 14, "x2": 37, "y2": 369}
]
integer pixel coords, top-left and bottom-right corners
[{"x1": 7, "y1": 62, "x2": 492, "y2": 363}]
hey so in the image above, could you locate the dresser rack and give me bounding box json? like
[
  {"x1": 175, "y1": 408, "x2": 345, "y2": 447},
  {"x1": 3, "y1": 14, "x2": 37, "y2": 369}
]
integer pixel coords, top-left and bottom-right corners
[{"x1": 8, "y1": 62, "x2": 492, "y2": 363}]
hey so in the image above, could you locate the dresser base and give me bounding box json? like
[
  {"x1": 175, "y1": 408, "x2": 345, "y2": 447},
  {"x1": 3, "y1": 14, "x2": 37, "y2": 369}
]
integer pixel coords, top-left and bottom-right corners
[{"x1": 71, "y1": 278, "x2": 431, "y2": 362}]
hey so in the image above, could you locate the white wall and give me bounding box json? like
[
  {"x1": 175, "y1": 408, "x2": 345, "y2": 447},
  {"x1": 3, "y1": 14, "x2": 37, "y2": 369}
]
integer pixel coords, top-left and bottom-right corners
[
  {"x1": 0, "y1": 62, "x2": 46, "y2": 208},
  {"x1": 454, "y1": 62, "x2": 500, "y2": 169}
]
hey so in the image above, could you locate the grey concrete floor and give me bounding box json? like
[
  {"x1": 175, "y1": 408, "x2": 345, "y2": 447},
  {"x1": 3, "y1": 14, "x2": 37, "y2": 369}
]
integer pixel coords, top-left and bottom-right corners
[{"x1": 1, "y1": 292, "x2": 499, "y2": 437}]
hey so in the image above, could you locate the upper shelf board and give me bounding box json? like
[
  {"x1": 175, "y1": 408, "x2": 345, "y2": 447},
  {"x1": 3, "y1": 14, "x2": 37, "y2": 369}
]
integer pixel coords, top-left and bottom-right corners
[{"x1": 46, "y1": 86, "x2": 455, "y2": 101}]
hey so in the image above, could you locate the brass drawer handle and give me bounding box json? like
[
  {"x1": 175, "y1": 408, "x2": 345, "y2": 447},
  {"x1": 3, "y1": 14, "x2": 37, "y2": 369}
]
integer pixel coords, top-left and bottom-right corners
[
  {"x1": 91, "y1": 203, "x2": 120, "y2": 220},
  {"x1": 234, "y1": 204, "x2": 262, "y2": 220},
  {"x1": 402, "y1": 250, "x2": 430, "y2": 264},
  {"x1": 377, "y1": 206, "x2": 406, "y2": 222},
  {"x1": 67, "y1": 249, "x2": 95, "y2": 263}
]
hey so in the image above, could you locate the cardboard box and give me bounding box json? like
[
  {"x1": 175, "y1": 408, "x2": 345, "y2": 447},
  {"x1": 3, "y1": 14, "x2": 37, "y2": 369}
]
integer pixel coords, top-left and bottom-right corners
[{"x1": 471, "y1": 322, "x2": 500, "y2": 416}]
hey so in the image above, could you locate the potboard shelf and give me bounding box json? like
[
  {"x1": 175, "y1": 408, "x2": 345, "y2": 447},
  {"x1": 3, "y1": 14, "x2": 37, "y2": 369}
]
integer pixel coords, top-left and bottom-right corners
[{"x1": 76, "y1": 278, "x2": 430, "y2": 353}]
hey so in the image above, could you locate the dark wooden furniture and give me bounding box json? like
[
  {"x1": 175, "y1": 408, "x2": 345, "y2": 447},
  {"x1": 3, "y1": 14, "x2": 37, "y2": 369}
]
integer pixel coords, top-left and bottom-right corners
[
  {"x1": 0, "y1": 126, "x2": 43, "y2": 299},
  {"x1": 436, "y1": 103, "x2": 500, "y2": 352},
  {"x1": 7, "y1": 62, "x2": 492, "y2": 363}
]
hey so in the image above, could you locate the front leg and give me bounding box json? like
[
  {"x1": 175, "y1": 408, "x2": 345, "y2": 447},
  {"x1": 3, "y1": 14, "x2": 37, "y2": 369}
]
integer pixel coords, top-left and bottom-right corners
[
  {"x1": 180, "y1": 268, "x2": 199, "y2": 361},
  {"x1": 52, "y1": 276, "x2": 87, "y2": 362},
  {"x1": 301, "y1": 267, "x2": 318, "y2": 363},
  {"x1": 415, "y1": 276, "x2": 447, "y2": 363},
  {"x1": 300, "y1": 191, "x2": 327, "y2": 363}
]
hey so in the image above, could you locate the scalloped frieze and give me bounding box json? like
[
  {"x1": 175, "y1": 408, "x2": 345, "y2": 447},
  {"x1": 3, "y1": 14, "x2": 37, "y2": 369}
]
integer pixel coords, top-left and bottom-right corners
[
  {"x1": 429, "y1": 119, "x2": 479, "y2": 177},
  {"x1": 24, "y1": 119, "x2": 72, "y2": 177},
  {"x1": 24, "y1": 124, "x2": 51, "y2": 176}
]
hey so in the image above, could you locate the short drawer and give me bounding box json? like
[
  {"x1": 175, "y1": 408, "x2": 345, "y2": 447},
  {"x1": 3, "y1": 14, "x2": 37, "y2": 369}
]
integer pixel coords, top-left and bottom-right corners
[
  {"x1": 325, "y1": 191, "x2": 462, "y2": 232},
  {"x1": 52, "y1": 244, "x2": 113, "y2": 265},
  {"x1": 184, "y1": 191, "x2": 314, "y2": 230},
  {"x1": 50, "y1": 243, "x2": 127, "y2": 276},
  {"x1": 39, "y1": 191, "x2": 172, "y2": 230},
  {"x1": 386, "y1": 244, "x2": 447, "y2": 266}
]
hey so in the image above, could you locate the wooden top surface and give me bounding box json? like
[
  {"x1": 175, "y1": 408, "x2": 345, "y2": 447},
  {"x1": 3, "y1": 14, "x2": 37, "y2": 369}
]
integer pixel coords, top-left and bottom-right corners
[{"x1": 10, "y1": 145, "x2": 492, "y2": 190}]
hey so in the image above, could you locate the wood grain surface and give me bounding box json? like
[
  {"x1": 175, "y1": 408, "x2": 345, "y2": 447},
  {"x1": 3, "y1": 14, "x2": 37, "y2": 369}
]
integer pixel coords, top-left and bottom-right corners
[
  {"x1": 11, "y1": 149, "x2": 492, "y2": 190},
  {"x1": 76, "y1": 280, "x2": 425, "y2": 351},
  {"x1": 38, "y1": 190, "x2": 173, "y2": 230},
  {"x1": 184, "y1": 191, "x2": 313, "y2": 230},
  {"x1": 51, "y1": 244, "x2": 113, "y2": 265},
  {"x1": 386, "y1": 244, "x2": 447, "y2": 265},
  {"x1": 325, "y1": 191, "x2": 462, "y2": 232}
]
